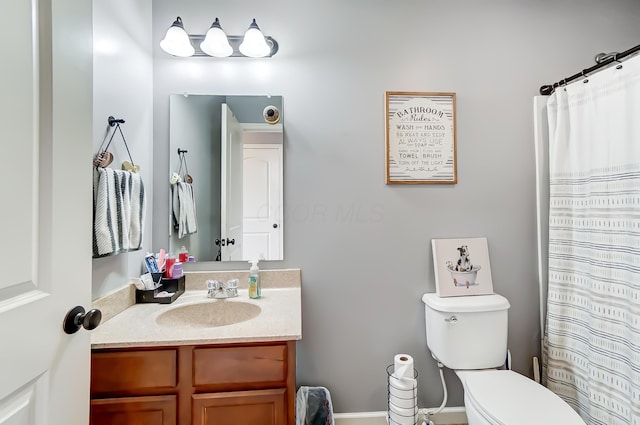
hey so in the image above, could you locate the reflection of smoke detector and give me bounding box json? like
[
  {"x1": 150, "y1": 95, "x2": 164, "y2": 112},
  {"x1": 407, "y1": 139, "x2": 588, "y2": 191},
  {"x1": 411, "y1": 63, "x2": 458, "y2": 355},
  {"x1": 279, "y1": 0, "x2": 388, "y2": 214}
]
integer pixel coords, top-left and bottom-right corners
[{"x1": 263, "y1": 105, "x2": 280, "y2": 124}]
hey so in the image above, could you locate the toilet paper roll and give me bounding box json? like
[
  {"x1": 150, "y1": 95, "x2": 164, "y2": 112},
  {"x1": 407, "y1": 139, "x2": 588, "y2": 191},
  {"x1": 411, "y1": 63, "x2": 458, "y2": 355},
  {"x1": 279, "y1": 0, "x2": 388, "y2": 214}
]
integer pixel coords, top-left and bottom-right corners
[
  {"x1": 389, "y1": 403, "x2": 416, "y2": 417},
  {"x1": 389, "y1": 390, "x2": 416, "y2": 409},
  {"x1": 389, "y1": 374, "x2": 416, "y2": 391},
  {"x1": 392, "y1": 354, "x2": 414, "y2": 380},
  {"x1": 388, "y1": 404, "x2": 416, "y2": 425}
]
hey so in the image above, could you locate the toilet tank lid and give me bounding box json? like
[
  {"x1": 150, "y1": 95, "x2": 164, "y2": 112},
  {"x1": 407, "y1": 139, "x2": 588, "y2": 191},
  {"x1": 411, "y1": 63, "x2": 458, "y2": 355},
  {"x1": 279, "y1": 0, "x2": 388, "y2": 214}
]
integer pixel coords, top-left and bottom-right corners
[{"x1": 422, "y1": 293, "x2": 510, "y2": 313}]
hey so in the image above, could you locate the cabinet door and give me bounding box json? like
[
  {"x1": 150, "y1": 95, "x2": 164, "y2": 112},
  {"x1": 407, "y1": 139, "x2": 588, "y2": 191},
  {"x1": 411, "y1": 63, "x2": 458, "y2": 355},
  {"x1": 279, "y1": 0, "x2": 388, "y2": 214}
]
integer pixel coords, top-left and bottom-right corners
[
  {"x1": 91, "y1": 349, "x2": 178, "y2": 396},
  {"x1": 192, "y1": 389, "x2": 286, "y2": 425},
  {"x1": 91, "y1": 395, "x2": 177, "y2": 425},
  {"x1": 193, "y1": 345, "x2": 287, "y2": 391}
]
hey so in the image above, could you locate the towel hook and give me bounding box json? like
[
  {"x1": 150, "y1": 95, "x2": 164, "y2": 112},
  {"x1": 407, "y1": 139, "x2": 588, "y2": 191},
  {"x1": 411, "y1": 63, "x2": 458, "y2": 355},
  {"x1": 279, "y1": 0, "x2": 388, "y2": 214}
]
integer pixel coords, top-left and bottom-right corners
[
  {"x1": 108, "y1": 116, "x2": 125, "y2": 127},
  {"x1": 177, "y1": 148, "x2": 193, "y2": 183},
  {"x1": 93, "y1": 116, "x2": 137, "y2": 172}
]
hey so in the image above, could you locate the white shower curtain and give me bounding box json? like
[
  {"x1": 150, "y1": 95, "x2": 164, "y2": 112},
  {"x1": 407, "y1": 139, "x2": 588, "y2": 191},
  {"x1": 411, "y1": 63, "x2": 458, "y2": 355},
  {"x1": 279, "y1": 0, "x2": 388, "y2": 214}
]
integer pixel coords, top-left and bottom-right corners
[{"x1": 543, "y1": 54, "x2": 640, "y2": 425}]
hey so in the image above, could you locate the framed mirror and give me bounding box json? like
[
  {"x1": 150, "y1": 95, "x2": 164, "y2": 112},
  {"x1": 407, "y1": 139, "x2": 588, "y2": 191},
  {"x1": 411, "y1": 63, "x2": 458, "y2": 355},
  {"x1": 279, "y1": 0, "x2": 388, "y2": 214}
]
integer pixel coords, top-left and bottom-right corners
[{"x1": 169, "y1": 94, "x2": 283, "y2": 262}]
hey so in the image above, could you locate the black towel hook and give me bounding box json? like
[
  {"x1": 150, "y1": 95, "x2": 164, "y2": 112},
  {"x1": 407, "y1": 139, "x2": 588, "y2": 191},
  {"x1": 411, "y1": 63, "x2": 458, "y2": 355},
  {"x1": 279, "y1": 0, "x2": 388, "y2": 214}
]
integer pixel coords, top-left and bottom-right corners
[
  {"x1": 177, "y1": 148, "x2": 193, "y2": 183},
  {"x1": 108, "y1": 116, "x2": 125, "y2": 127},
  {"x1": 100, "y1": 116, "x2": 135, "y2": 167}
]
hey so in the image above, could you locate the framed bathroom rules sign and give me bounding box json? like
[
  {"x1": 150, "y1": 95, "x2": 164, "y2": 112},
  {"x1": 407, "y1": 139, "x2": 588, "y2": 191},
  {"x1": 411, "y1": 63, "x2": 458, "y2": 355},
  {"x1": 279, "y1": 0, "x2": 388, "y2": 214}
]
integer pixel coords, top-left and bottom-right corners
[{"x1": 385, "y1": 92, "x2": 457, "y2": 184}]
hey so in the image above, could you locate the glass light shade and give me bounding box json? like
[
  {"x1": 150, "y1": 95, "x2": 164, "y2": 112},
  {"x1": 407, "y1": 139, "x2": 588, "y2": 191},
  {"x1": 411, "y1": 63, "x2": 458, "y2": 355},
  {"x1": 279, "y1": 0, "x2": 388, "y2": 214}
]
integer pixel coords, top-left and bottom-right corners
[
  {"x1": 200, "y1": 18, "x2": 232, "y2": 57},
  {"x1": 160, "y1": 17, "x2": 195, "y2": 57},
  {"x1": 239, "y1": 19, "x2": 270, "y2": 58}
]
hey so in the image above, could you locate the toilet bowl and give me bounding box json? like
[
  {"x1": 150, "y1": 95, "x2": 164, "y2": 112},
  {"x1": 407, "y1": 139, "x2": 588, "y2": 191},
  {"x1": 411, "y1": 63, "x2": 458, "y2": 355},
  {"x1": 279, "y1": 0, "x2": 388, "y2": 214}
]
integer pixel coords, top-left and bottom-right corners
[
  {"x1": 422, "y1": 293, "x2": 586, "y2": 425},
  {"x1": 455, "y1": 370, "x2": 585, "y2": 425}
]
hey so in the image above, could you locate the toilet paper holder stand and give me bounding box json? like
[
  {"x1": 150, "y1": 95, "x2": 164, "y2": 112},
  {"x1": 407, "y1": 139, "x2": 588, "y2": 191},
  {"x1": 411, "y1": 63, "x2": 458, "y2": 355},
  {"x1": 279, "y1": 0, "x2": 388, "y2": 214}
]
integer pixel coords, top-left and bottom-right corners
[{"x1": 386, "y1": 364, "x2": 418, "y2": 425}]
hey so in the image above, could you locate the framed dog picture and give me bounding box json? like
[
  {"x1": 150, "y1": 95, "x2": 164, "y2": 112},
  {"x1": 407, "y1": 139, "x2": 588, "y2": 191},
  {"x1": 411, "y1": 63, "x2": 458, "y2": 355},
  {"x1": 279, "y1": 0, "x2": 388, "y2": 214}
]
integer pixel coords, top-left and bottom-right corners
[{"x1": 431, "y1": 237, "x2": 494, "y2": 297}]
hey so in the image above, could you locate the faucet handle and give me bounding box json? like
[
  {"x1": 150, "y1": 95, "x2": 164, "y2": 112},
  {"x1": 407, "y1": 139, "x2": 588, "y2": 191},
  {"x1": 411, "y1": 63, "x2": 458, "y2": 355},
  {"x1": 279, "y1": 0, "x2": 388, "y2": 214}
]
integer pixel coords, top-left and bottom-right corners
[
  {"x1": 226, "y1": 279, "x2": 239, "y2": 297},
  {"x1": 207, "y1": 280, "x2": 222, "y2": 291}
]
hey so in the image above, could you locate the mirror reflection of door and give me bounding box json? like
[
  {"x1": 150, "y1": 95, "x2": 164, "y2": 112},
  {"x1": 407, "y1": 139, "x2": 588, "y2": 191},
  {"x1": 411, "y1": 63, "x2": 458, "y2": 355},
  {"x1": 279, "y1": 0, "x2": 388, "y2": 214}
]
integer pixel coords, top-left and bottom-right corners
[
  {"x1": 243, "y1": 141, "x2": 283, "y2": 261},
  {"x1": 221, "y1": 104, "x2": 243, "y2": 261},
  {"x1": 168, "y1": 94, "x2": 284, "y2": 262}
]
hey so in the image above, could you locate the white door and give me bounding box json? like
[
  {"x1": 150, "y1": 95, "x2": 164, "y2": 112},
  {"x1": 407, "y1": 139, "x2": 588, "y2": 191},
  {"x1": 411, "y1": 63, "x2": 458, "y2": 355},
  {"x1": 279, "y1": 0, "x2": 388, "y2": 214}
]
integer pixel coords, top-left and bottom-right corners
[
  {"x1": 243, "y1": 144, "x2": 283, "y2": 260},
  {"x1": 0, "y1": 1, "x2": 93, "y2": 424},
  {"x1": 220, "y1": 104, "x2": 244, "y2": 261}
]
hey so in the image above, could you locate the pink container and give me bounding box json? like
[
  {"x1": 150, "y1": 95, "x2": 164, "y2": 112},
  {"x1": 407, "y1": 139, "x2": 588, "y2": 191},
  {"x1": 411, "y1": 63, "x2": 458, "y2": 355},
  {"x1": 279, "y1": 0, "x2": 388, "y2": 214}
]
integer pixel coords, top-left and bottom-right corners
[{"x1": 165, "y1": 255, "x2": 176, "y2": 278}]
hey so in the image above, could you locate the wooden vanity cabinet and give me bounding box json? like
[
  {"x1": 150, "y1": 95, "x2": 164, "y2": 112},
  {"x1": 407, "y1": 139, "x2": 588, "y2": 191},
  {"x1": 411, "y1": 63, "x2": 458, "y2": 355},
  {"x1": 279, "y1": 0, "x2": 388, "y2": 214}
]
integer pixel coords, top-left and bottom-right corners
[{"x1": 90, "y1": 341, "x2": 296, "y2": 425}]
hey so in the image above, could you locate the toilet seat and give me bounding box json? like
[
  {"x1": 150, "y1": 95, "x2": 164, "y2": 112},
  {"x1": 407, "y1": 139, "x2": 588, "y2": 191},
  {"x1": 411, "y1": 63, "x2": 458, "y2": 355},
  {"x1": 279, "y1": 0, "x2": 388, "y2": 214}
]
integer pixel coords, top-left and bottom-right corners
[{"x1": 457, "y1": 370, "x2": 585, "y2": 425}]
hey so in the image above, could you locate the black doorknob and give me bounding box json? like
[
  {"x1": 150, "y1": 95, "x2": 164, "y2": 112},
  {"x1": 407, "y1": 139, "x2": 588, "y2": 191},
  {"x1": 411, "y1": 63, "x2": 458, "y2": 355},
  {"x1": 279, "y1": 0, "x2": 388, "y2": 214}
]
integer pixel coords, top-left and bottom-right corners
[
  {"x1": 215, "y1": 238, "x2": 236, "y2": 246},
  {"x1": 273, "y1": 223, "x2": 278, "y2": 228},
  {"x1": 63, "y1": 306, "x2": 102, "y2": 334}
]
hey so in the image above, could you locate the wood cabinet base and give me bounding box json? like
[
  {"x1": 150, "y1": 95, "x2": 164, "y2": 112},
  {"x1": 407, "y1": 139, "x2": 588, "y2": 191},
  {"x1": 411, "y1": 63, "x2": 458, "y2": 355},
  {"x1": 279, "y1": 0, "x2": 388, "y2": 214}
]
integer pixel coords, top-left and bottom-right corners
[
  {"x1": 90, "y1": 341, "x2": 295, "y2": 425},
  {"x1": 90, "y1": 395, "x2": 176, "y2": 425},
  {"x1": 193, "y1": 389, "x2": 286, "y2": 425}
]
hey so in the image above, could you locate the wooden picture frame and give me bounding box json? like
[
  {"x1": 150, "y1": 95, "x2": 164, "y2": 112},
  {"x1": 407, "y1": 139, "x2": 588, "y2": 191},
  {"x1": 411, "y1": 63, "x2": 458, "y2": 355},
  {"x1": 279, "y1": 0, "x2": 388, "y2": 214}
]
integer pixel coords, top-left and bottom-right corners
[{"x1": 385, "y1": 92, "x2": 457, "y2": 184}]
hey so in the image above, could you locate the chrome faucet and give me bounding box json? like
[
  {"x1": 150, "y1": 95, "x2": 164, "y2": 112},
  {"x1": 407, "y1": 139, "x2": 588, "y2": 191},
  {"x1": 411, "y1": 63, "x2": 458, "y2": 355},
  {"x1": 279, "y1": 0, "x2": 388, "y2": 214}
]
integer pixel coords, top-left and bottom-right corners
[{"x1": 206, "y1": 279, "x2": 238, "y2": 299}]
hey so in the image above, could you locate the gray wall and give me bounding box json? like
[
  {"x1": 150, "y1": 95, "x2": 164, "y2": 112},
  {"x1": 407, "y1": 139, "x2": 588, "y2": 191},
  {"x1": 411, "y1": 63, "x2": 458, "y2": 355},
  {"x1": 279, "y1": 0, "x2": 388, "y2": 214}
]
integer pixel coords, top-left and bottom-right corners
[
  {"x1": 92, "y1": 0, "x2": 153, "y2": 296},
  {"x1": 149, "y1": 0, "x2": 640, "y2": 414}
]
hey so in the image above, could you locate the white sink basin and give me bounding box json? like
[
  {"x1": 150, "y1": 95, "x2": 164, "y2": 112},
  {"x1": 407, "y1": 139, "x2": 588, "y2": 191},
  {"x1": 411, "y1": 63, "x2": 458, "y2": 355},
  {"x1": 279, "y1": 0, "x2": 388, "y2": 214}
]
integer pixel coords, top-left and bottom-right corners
[{"x1": 156, "y1": 300, "x2": 261, "y2": 328}]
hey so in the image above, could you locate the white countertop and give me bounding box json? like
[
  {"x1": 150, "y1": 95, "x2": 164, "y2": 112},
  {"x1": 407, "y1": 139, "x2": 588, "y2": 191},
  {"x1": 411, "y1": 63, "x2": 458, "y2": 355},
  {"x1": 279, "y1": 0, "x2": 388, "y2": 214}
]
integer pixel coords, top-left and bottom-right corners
[{"x1": 91, "y1": 287, "x2": 301, "y2": 349}]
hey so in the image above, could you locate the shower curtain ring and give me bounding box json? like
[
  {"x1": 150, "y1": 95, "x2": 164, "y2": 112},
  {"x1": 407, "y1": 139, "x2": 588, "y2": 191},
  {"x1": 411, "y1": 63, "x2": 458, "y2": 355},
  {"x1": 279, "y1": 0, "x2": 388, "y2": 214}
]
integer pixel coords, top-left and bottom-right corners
[
  {"x1": 582, "y1": 70, "x2": 589, "y2": 84},
  {"x1": 613, "y1": 54, "x2": 623, "y2": 70}
]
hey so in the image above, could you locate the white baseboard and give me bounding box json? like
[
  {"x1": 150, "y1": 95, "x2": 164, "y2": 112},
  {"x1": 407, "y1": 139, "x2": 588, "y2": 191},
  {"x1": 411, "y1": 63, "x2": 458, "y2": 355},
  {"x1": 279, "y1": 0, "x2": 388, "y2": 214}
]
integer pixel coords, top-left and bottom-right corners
[{"x1": 334, "y1": 407, "x2": 467, "y2": 425}]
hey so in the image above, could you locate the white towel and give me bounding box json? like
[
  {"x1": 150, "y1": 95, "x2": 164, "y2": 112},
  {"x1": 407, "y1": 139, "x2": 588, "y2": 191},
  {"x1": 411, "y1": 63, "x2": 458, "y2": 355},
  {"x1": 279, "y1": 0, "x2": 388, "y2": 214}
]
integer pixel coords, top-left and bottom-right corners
[
  {"x1": 172, "y1": 182, "x2": 197, "y2": 239},
  {"x1": 93, "y1": 167, "x2": 146, "y2": 257}
]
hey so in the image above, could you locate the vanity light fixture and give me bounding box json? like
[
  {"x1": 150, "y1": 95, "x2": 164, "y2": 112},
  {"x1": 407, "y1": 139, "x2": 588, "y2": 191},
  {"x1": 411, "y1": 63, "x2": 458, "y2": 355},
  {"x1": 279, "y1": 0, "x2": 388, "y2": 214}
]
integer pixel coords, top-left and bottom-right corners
[
  {"x1": 200, "y1": 18, "x2": 233, "y2": 57},
  {"x1": 160, "y1": 16, "x2": 278, "y2": 58},
  {"x1": 159, "y1": 17, "x2": 195, "y2": 58},
  {"x1": 238, "y1": 19, "x2": 271, "y2": 58}
]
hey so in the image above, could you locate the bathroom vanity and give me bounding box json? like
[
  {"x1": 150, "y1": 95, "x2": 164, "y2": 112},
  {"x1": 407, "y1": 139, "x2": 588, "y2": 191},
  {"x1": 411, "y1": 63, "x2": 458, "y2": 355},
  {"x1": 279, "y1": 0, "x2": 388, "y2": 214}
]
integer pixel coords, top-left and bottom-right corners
[
  {"x1": 90, "y1": 341, "x2": 295, "y2": 425},
  {"x1": 89, "y1": 270, "x2": 301, "y2": 425}
]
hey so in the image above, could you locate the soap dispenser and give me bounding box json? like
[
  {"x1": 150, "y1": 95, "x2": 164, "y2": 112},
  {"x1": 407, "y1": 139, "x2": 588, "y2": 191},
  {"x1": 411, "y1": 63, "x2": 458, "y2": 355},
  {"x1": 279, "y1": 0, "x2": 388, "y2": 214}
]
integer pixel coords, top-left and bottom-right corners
[{"x1": 248, "y1": 259, "x2": 261, "y2": 299}]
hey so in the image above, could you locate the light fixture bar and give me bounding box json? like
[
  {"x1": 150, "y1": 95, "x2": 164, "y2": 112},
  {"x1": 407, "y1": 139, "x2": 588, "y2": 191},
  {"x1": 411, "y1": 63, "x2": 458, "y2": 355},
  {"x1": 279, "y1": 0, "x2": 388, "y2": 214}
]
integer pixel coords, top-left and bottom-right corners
[{"x1": 188, "y1": 34, "x2": 279, "y2": 57}]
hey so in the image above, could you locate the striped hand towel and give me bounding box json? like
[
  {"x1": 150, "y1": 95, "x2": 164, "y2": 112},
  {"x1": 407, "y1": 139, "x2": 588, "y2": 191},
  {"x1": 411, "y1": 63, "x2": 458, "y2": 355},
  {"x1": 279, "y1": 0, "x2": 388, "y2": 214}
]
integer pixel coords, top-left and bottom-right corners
[
  {"x1": 172, "y1": 182, "x2": 197, "y2": 239},
  {"x1": 93, "y1": 167, "x2": 146, "y2": 257}
]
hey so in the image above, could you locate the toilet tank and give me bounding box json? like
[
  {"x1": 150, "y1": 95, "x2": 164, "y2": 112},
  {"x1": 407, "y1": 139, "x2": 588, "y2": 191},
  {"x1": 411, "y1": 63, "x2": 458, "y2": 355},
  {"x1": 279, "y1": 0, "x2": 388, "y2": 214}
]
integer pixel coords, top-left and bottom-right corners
[{"x1": 422, "y1": 293, "x2": 510, "y2": 370}]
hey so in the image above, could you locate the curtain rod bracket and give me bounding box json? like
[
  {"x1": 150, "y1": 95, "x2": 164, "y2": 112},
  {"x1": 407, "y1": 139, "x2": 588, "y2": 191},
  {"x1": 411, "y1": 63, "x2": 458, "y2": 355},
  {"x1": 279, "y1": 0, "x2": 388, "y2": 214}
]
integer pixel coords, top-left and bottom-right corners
[{"x1": 539, "y1": 43, "x2": 640, "y2": 95}]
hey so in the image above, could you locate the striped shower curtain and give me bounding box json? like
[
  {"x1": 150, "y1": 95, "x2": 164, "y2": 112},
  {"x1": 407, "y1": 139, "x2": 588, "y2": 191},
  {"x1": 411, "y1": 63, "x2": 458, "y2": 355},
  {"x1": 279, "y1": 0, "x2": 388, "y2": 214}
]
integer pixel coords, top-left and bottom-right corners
[{"x1": 543, "y1": 54, "x2": 640, "y2": 425}]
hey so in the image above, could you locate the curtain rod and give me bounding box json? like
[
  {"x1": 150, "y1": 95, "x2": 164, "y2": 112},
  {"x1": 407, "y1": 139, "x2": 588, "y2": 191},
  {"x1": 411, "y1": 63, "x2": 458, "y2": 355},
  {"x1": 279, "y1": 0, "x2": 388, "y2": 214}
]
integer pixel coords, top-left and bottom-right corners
[{"x1": 539, "y1": 43, "x2": 640, "y2": 95}]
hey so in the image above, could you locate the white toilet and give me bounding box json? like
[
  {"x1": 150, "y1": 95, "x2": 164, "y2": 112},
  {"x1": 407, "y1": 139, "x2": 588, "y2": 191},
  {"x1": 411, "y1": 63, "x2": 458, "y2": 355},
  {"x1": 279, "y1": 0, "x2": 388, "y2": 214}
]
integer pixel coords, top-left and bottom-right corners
[{"x1": 422, "y1": 293, "x2": 586, "y2": 425}]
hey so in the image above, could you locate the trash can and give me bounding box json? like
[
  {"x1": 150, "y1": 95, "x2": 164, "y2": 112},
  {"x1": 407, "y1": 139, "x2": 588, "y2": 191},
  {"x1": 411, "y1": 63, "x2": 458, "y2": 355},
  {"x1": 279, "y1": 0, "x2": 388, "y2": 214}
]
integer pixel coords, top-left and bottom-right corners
[{"x1": 296, "y1": 386, "x2": 335, "y2": 425}]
